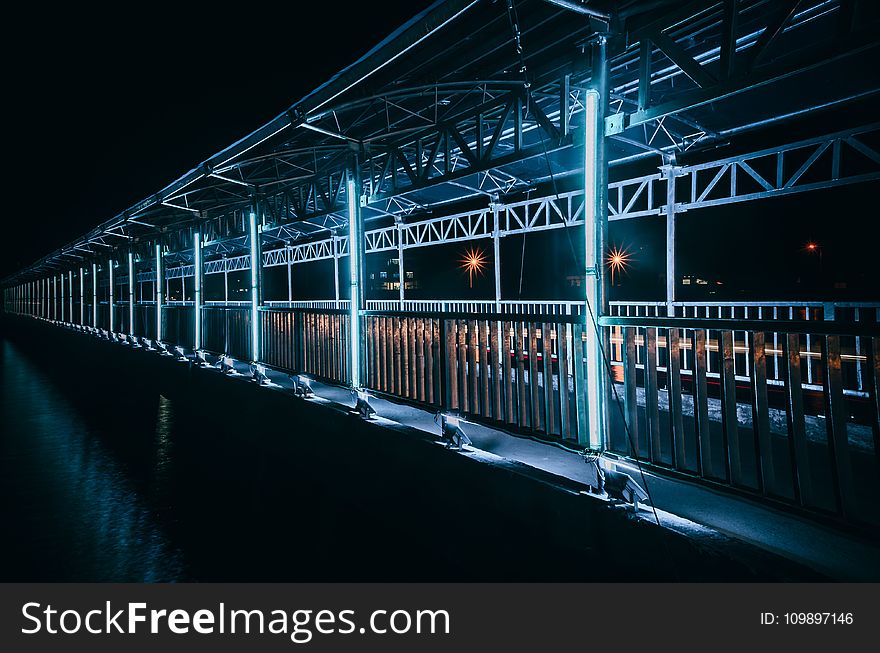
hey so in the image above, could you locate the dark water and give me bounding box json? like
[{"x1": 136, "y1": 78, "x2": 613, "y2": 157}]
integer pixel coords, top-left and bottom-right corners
[
  {"x1": 0, "y1": 324, "x2": 819, "y2": 582},
  {"x1": 0, "y1": 331, "x2": 426, "y2": 582},
  {"x1": 0, "y1": 336, "x2": 187, "y2": 580}
]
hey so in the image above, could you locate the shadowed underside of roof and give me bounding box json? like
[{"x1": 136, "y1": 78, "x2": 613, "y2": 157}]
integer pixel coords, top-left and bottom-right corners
[{"x1": 5, "y1": 0, "x2": 879, "y2": 281}]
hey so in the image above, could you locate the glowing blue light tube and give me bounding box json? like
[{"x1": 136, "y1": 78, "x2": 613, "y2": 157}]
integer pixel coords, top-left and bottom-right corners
[
  {"x1": 249, "y1": 212, "x2": 259, "y2": 362},
  {"x1": 347, "y1": 175, "x2": 361, "y2": 388},
  {"x1": 584, "y1": 88, "x2": 602, "y2": 448},
  {"x1": 108, "y1": 259, "x2": 114, "y2": 332},
  {"x1": 156, "y1": 243, "x2": 163, "y2": 340},
  {"x1": 128, "y1": 251, "x2": 135, "y2": 336},
  {"x1": 92, "y1": 262, "x2": 98, "y2": 327},
  {"x1": 194, "y1": 231, "x2": 202, "y2": 350}
]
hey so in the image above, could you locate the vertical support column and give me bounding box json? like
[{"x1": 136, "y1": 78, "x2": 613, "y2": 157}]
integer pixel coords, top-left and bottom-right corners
[
  {"x1": 60, "y1": 274, "x2": 65, "y2": 322},
  {"x1": 194, "y1": 231, "x2": 203, "y2": 350},
  {"x1": 347, "y1": 156, "x2": 365, "y2": 388},
  {"x1": 53, "y1": 275, "x2": 57, "y2": 321},
  {"x1": 249, "y1": 199, "x2": 263, "y2": 363},
  {"x1": 68, "y1": 271, "x2": 73, "y2": 323},
  {"x1": 581, "y1": 36, "x2": 609, "y2": 448},
  {"x1": 128, "y1": 251, "x2": 135, "y2": 337},
  {"x1": 92, "y1": 262, "x2": 98, "y2": 327},
  {"x1": 493, "y1": 201, "x2": 502, "y2": 313},
  {"x1": 223, "y1": 258, "x2": 229, "y2": 303},
  {"x1": 662, "y1": 164, "x2": 679, "y2": 317},
  {"x1": 108, "y1": 259, "x2": 115, "y2": 332},
  {"x1": 156, "y1": 243, "x2": 164, "y2": 341},
  {"x1": 79, "y1": 266, "x2": 84, "y2": 325},
  {"x1": 286, "y1": 245, "x2": 293, "y2": 303},
  {"x1": 332, "y1": 235, "x2": 341, "y2": 304},
  {"x1": 396, "y1": 219, "x2": 405, "y2": 310}
]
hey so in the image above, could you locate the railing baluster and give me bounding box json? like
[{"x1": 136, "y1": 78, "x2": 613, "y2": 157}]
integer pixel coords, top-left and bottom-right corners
[
  {"x1": 822, "y1": 334, "x2": 859, "y2": 519},
  {"x1": 370, "y1": 316, "x2": 378, "y2": 389},
  {"x1": 623, "y1": 326, "x2": 639, "y2": 457},
  {"x1": 573, "y1": 324, "x2": 588, "y2": 445},
  {"x1": 426, "y1": 318, "x2": 435, "y2": 404},
  {"x1": 528, "y1": 322, "x2": 541, "y2": 431},
  {"x1": 458, "y1": 320, "x2": 468, "y2": 413},
  {"x1": 667, "y1": 327, "x2": 686, "y2": 470},
  {"x1": 645, "y1": 327, "x2": 661, "y2": 463},
  {"x1": 542, "y1": 322, "x2": 556, "y2": 435},
  {"x1": 417, "y1": 318, "x2": 426, "y2": 403},
  {"x1": 468, "y1": 319, "x2": 479, "y2": 413},
  {"x1": 693, "y1": 329, "x2": 712, "y2": 478},
  {"x1": 480, "y1": 320, "x2": 491, "y2": 418},
  {"x1": 558, "y1": 323, "x2": 571, "y2": 439},
  {"x1": 401, "y1": 317, "x2": 410, "y2": 398},
  {"x1": 783, "y1": 333, "x2": 813, "y2": 506},
  {"x1": 750, "y1": 331, "x2": 775, "y2": 495},
  {"x1": 721, "y1": 329, "x2": 743, "y2": 486},
  {"x1": 503, "y1": 321, "x2": 515, "y2": 425},
  {"x1": 867, "y1": 335, "x2": 880, "y2": 471},
  {"x1": 516, "y1": 321, "x2": 527, "y2": 429},
  {"x1": 490, "y1": 321, "x2": 502, "y2": 421},
  {"x1": 446, "y1": 319, "x2": 457, "y2": 410},
  {"x1": 382, "y1": 317, "x2": 394, "y2": 392},
  {"x1": 411, "y1": 317, "x2": 420, "y2": 400}
]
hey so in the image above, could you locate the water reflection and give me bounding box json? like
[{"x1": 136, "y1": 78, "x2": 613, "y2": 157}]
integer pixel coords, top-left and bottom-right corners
[{"x1": 0, "y1": 338, "x2": 186, "y2": 581}]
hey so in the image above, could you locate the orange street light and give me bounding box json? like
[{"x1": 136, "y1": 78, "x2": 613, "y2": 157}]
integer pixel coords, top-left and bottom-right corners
[
  {"x1": 459, "y1": 246, "x2": 488, "y2": 288},
  {"x1": 606, "y1": 246, "x2": 631, "y2": 286}
]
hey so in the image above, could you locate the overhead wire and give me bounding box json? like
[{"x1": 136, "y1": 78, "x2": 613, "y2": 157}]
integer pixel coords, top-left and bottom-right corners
[{"x1": 504, "y1": 0, "x2": 670, "y2": 540}]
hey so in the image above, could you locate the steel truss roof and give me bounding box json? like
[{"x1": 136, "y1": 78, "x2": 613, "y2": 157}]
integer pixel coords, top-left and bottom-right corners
[{"x1": 4, "y1": 0, "x2": 879, "y2": 286}]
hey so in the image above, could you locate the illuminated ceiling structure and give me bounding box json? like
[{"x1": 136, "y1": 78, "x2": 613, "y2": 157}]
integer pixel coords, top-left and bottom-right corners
[{"x1": 3, "y1": 0, "x2": 877, "y2": 285}]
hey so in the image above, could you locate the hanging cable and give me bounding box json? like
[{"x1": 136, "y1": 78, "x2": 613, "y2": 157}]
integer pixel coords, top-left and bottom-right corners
[
  {"x1": 507, "y1": 0, "x2": 531, "y2": 299},
  {"x1": 505, "y1": 0, "x2": 670, "y2": 540}
]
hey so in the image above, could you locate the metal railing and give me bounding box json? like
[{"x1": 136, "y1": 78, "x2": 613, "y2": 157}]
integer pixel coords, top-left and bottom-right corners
[
  {"x1": 14, "y1": 295, "x2": 879, "y2": 526},
  {"x1": 602, "y1": 314, "x2": 879, "y2": 526}
]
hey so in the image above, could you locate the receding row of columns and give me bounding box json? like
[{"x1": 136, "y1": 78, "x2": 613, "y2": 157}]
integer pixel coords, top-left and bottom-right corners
[{"x1": 4, "y1": 70, "x2": 610, "y2": 446}]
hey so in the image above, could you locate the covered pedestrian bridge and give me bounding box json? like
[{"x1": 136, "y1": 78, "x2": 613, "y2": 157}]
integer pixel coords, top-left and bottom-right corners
[{"x1": 4, "y1": 0, "x2": 880, "y2": 560}]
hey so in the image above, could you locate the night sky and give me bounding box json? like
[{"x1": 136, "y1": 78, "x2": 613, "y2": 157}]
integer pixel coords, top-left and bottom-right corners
[
  {"x1": 2, "y1": 2, "x2": 434, "y2": 279},
  {"x1": 5, "y1": 2, "x2": 878, "y2": 302}
]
